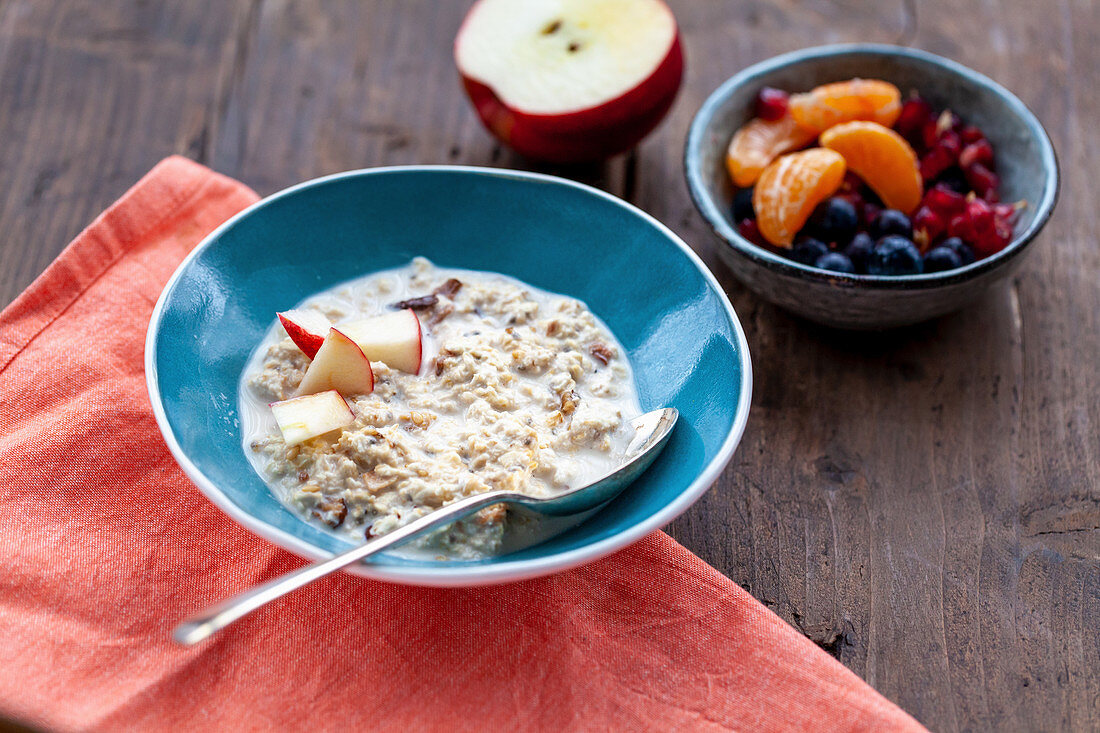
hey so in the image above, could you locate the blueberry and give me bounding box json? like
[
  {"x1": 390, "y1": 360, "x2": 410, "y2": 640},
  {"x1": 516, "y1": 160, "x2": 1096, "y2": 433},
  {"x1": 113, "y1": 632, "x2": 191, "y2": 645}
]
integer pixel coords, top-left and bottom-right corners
[
  {"x1": 868, "y1": 235, "x2": 923, "y2": 276},
  {"x1": 870, "y1": 209, "x2": 913, "y2": 240},
  {"x1": 940, "y1": 236, "x2": 976, "y2": 265},
  {"x1": 923, "y1": 246, "x2": 963, "y2": 273},
  {"x1": 790, "y1": 237, "x2": 829, "y2": 266},
  {"x1": 815, "y1": 251, "x2": 855, "y2": 273},
  {"x1": 805, "y1": 197, "x2": 858, "y2": 244},
  {"x1": 732, "y1": 188, "x2": 755, "y2": 222},
  {"x1": 844, "y1": 232, "x2": 875, "y2": 273}
]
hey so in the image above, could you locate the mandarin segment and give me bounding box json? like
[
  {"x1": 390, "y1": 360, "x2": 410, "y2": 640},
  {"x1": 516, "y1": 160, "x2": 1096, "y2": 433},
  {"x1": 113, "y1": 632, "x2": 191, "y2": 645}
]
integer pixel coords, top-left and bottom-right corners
[
  {"x1": 752, "y1": 148, "x2": 847, "y2": 247},
  {"x1": 725, "y1": 115, "x2": 816, "y2": 187},
  {"x1": 820, "y1": 120, "x2": 923, "y2": 214},
  {"x1": 788, "y1": 78, "x2": 902, "y2": 135}
]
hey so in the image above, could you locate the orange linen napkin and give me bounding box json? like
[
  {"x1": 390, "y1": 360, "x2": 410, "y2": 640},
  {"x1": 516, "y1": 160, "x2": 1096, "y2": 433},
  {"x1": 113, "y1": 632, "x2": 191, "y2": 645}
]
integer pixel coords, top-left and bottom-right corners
[{"x1": 0, "y1": 156, "x2": 924, "y2": 732}]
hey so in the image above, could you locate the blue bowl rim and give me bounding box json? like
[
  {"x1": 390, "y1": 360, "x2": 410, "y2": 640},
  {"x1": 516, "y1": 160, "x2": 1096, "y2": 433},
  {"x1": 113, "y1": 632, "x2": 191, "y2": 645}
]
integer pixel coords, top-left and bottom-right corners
[
  {"x1": 144, "y1": 164, "x2": 754, "y2": 587},
  {"x1": 684, "y1": 43, "x2": 1060, "y2": 290}
]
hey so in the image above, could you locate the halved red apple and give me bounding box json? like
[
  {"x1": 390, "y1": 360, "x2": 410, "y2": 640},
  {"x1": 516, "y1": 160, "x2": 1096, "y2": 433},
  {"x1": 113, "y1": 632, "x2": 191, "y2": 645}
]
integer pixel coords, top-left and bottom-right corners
[
  {"x1": 278, "y1": 309, "x2": 331, "y2": 359},
  {"x1": 295, "y1": 328, "x2": 375, "y2": 397},
  {"x1": 339, "y1": 309, "x2": 423, "y2": 374},
  {"x1": 454, "y1": 0, "x2": 683, "y2": 163},
  {"x1": 270, "y1": 390, "x2": 355, "y2": 446}
]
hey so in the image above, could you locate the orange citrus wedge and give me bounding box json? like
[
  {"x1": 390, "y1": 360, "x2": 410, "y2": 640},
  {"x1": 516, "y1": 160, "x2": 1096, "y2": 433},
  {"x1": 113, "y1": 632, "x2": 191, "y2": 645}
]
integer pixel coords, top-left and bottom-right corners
[
  {"x1": 725, "y1": 115, "x2": 816, "y2": 187},
  {"x1": 753, "y1": 148, "x2": 847, "y2": 247},
  {"x1": 788, "y1": 78, "x2": 902, "y2": 135},
  {"x1": 820, "y1": 120, "x2": 923, "y2": 214}
]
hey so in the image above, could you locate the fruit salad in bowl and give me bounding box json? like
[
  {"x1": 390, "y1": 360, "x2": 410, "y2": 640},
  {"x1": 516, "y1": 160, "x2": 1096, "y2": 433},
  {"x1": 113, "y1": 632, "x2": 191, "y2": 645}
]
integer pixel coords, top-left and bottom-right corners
[
  {"x1": 727, "y1": 77, "x2": 1024, "y2": 277},
  {"x1": 685, "y1": 44, "x2": 1058, "y2": 329}
]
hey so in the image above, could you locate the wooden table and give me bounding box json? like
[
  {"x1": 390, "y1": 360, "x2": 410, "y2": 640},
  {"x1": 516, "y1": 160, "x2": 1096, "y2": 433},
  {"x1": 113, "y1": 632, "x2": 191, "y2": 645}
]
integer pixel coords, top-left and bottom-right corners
[{"x1": 2, "y1": 2, "x2": 1095, "y2": 730}]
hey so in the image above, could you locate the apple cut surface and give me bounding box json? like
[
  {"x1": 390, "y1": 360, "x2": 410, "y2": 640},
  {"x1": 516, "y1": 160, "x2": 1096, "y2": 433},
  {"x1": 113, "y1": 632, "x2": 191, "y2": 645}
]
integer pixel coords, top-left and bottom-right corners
[
  {"x1": 455, "y1": 0, "x2": 682, "y2": 162},
  {"x1": 278, "y1": 309, "x2": 331, "y2": 359},
  {"x1": 295, "y1": 328, "x2": 375, "y2": 397},
  {"x1": 338, "y1": 309, "x2": 423, "y2": 374},
  {"x1": 456, "y1": 0, "x2": 677, "y2": 114},
  {"x1": 270, "y1": 390, "x2": 354, "y2": 446}
]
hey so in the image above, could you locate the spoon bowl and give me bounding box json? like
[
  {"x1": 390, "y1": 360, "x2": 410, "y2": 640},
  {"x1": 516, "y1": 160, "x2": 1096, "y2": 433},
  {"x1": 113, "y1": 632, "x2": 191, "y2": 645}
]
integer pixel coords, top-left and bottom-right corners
[
  {"x1": 511, "y1": 407, "x2": 679, "y2": 517},
  {"x1": 173, "y1": 407, "x2": 678, "y2": 646}
]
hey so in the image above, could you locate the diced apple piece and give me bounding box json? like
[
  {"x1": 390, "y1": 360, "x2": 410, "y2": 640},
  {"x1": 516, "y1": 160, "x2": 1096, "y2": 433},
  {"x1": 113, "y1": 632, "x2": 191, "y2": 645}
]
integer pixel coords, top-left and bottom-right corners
[
  {"x1": 338, "y1": 309, "x2": 423, "y2": 374},
  {"x1": 278, "y1": 309, "x2": 331, "y2": 359},
  {"x1": 295, "y1": 328, "x2": 375, "y2": 397},
  {"x1": 270, "y1": 390, "x2": 354, "y2": 446}
]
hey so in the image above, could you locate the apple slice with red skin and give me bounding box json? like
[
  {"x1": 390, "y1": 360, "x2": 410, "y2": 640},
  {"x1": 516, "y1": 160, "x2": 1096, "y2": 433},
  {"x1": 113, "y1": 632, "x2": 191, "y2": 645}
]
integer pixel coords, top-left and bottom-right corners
[
  {"x1": 455, "y1": 0, "x2": 683, "y2": 163},
  {"x1": 270, "y1": 390, "x2": 354, "y2": 446},
  {"x1": 278, "y1": 309, "x2": 331, "y2": 359},
  {"x1": 295, "y1": 328, "x2": 375, "y2": 397},
  {"x1": 339, "y1": 309, "x2": 423, "y2": 375}
]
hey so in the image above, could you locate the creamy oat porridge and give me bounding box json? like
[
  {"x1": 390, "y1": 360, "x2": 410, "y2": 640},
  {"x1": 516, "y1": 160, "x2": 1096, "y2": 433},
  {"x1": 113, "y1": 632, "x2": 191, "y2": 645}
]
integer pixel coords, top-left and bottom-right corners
[{"x1": 240, "y1": 257, "x2": 642, "y2": 559}]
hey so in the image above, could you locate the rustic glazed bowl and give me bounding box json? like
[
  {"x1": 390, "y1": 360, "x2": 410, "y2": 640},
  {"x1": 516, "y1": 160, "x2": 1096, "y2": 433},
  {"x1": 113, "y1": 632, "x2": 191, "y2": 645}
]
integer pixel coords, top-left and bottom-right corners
[
  {"x1": 685, "y1": 44, "x2": 1059, "y2": 329},
  {"x1": 146, "y1": 166, "x2": 752, "y2": 587}
]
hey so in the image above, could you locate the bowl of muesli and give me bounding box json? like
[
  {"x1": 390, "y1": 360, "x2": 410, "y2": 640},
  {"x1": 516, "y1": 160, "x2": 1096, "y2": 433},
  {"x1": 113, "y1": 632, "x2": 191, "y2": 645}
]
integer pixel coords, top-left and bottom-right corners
[{"x1": 146, "y1": 166, "x2": 751, "y2": 586}]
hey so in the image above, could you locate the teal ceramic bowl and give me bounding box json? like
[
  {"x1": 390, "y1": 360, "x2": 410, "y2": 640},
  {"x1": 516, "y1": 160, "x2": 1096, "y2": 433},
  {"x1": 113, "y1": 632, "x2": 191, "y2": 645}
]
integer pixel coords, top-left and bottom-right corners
[{"x1": 145, "y1": 166, "x2": 751, "y2": 587}]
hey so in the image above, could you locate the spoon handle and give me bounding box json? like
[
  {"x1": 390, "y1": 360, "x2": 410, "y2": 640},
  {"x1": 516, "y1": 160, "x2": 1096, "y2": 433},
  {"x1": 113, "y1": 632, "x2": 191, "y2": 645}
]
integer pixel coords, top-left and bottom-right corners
[{"x1": 172, "y1": 491, "x2": 512, "y2": 645}]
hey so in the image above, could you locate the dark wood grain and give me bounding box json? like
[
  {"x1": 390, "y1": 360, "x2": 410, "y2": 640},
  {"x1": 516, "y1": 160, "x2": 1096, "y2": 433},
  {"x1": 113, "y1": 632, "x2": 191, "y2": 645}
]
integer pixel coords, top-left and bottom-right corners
[{"x1": 0, "y1": 2, "x2": 1096, "y2": 731}]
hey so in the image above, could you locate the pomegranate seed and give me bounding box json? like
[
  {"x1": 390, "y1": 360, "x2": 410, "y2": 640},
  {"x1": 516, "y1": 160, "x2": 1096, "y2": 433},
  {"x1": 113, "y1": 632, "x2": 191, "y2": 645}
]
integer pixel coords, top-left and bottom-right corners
[
  {"x1": 839, "y1": 171, "x2": 864, "y2": 194},
  {"x1": 738, "y1": 218, "x2": 766, "y2": 246},
  {"x1": 976, "y1": 234, "x2": 1008, "y2": 257},
  {"x1": 936, "y1": 110, "x2": 960, "y2": 136},
  {"x1": 955, "y1": 198, "x2": 1007, "y2": 257},
  {"x1": 960, "y1": 139, "x2": 995, "y2": 169},
  {"x1": 991, "y1": 202, "x2": 1023, "y2": 246},
  {"x1": 755, "y1": 87, "x2": 789, "y2": 121},
  {"x1": 965, "y1": 163, "x2": 1000, "y2": 199},
  {"x1": 923, "y1": 184, "x2": 967, "y2": 217},
  {"x1": 920, "y1": 147, "x2": 955, "y2": 182},
  {"x1": 913, "y1": 205, "x2": 946, "y2": 246},
  {"x1": 939, "y1": 130, "x2": 961, "y2": 157},
  {"x1": 993, "y1": 202, "x2": 1021, "y2": 223},
  {"x1": 921, "y1": 111, "x2": 961, "y2": 150},
  {"x1": 921, "y1": 119, "x2": 941, "y2": 150},
  {"x1": 862, "y1": 202, "x2": 882, "y2": 226},
  {"x1": 975, "y1": 227, "x2": 1010, "y2": 257},
  {"x1": 837, "y1": 191, "x2": 864, "y2": 211},
  {"x1": 967, "y1": 197, "x2": 995, "y2": 223},
  {"x1": 896, "y1": 97, "x2": 934, "y2": 144},
  {"x1": 960, "y1": 125, "x2": 986, "y2": 144},
  {"x1": 837, "y1": 174, "x2": 868, "y2": 211},
  {"x1": 919, "y1": 130, "x2": 962, "y2": 182},
  {"x1": 947, "y1": 213, "x2": 969, "y2": 240}
]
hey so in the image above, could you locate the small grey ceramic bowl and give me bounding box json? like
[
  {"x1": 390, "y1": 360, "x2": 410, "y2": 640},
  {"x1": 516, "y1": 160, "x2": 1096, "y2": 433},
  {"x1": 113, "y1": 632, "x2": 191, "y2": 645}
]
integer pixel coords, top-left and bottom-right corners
[{"x1": 685, "y1": 44, "x2": 1058, "y2": 329}]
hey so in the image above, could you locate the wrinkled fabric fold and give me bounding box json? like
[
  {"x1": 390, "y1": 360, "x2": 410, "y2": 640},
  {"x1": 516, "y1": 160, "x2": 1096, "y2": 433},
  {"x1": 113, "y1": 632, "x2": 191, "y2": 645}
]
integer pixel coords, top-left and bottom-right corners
[{"x1": 0, "y1": 156, "x2": 924, "y2": 732}]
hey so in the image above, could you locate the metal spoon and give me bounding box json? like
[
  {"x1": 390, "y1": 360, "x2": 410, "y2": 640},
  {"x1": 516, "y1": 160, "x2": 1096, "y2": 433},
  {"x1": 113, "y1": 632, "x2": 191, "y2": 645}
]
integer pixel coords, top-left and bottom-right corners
[{"x1": 173, "y1": 407, "x2": 677, "y2": 645}]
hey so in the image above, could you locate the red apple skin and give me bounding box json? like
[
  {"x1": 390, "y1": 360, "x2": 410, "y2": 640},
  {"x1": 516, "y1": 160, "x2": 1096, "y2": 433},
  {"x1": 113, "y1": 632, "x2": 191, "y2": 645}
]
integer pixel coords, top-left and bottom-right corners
[
  {"x1": 278, "y1": 312, "x2": 325, "y2": 359},
  {"x1": 457, "y1": 29, "x2": 683, "y2": 163},
  {"x1": 409, "y1": 310, "x2": 424, "y2": 375},
  {"x1": 295, "y1": 328, "x2": 375, "y2": 397}
]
